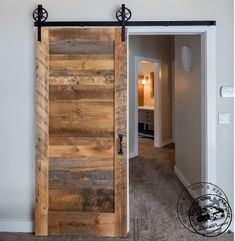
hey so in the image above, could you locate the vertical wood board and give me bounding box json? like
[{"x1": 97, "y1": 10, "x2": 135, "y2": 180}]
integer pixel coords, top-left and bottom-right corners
[{"x1": 35, "y1": 28, "x2": 49, "y2": 236}]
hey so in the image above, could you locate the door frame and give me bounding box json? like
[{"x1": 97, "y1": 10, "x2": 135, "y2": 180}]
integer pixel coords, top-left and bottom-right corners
[
  {"x1": 133, "y1": 57, "x2": 162, "y2": 154},
  {"x1": 127, "y1": 25, "x2": 216, "y2": 189}
]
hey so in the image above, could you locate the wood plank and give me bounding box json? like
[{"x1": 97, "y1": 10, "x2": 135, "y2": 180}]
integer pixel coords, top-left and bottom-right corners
[
  {"x1": 49, "y1": 75, "x2": 114, "y2": 86},
  {"x1": 49, "y1": 101, "x2": 114, "y2": 131},
  {"x1": 49, "y1": 40, "x2": 114, "y2": 55},
  {"x1": 49, "y1": 157, "x2": 113, "y2": 171},
  {"x1": 49, "y1": 85, "x2": 114, "y2": 101},
  {"x1": 49, "y1": 170, "x2": 113, "y2": 187},
  {"x1": 49, "y1": 60, "x2": 114, "y2": 70},
  {"x1": 49, "y1": 100, "x2": 113, "y2": 118},
  {"x1": 48, "y1": 212, "x2": 115, "y2": 236},
  {"x1": 49, "y1": 187, "x2": 114, "y2": 212},
  {"x1": 35, "y1": 28, "x2": 49, "y2": 236},
  {"x1": 49, "y1": 135, "x2": 113, "y2": 146},
  {"x1": 49, "y1": 115, "x2": 113, "y2": 127},
  {"x1": 49, "y1": 68, "x2": 114, "y2": 78},
  {"x1": 49, "y1": 54, "x2": 113, "y2": 61},
  {"x1": 49, "y1": 28, "x2": 115, "y2": 41},
  {"x1": 49, "y1": 117, "x2": 113, "y2": 132},
  {"x1": 49, "y1": 129, "x2": 114, "y2": 138},
  {"x1": 48, "y1": 145, "x2": 113, "y2": 158},
  {"x1": 49, "y1": 158, "x2": 114, "y2": 213},
  {"x1": 114, "y1": 28, "x2": 127, "y2": 237}
]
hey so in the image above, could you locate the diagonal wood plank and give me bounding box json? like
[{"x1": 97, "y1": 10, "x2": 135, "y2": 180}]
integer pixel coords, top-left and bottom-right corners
[{"x1": 35, "y1": 28, "x2": 49, "y2": 236}]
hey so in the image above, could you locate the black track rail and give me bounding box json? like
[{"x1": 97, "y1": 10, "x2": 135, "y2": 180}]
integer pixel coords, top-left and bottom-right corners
[{"x1": 34, "y1": 20, "x2": 216, "y2": 27}]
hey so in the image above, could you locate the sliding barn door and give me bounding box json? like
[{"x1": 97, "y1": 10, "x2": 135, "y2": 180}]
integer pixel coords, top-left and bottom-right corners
[{"x1": 35, "y1": 28, "x2": 127, "y2": 237}]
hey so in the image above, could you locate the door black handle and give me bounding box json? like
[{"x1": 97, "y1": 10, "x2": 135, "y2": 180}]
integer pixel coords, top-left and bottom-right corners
[{"x1": 118, "y1": 133, "x2": 124, "y2": 155}]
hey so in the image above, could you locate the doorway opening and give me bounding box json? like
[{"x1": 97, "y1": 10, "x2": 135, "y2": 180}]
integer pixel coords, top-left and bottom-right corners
[
  {"x1": 131, "y1": 34, "x2": 203, "y2": 180},
  {"x1": 128, "y1": 25, "x2": 217, "y2": 185},
  {"x1": 127, "y1": 26, "x2": 216, "y2": 235},
  {"x1": 135, "y1": 57, "x2": 161, "y2": 148}
]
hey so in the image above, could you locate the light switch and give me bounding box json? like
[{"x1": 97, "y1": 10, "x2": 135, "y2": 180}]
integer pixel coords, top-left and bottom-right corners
[
  {"x1": 218, "y1": 112, "x2": 230, "y2": 124},
  {"x1": 220, "y1": 86, "x2": 234, "y2": 98}
]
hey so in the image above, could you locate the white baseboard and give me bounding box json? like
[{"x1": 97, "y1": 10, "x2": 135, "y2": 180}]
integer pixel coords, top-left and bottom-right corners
[
  {"x1": 174, "y1": 166, "x2": 191, "y2": 188},
  {"x1": 129, "y1": 151, "x2": 137, "y2": 159},
  {"x1": 0, "y1": 220, "x2": 33, "y2": 232},
  {"x1": 228, "y1": 221, "x2": 234, "y2": 232},
  {"x1": 161, "y1": 138, "x2": 173, "y2": 147}
]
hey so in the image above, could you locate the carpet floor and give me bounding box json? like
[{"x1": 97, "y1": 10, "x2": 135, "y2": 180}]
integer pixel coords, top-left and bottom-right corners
[{"x1": 0, "y1": 138, "x2": 233, "y2": 241}]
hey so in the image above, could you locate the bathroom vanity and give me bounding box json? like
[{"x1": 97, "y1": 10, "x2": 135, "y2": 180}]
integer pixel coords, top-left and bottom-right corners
[{"x1": 138, "y1": 106, "x2": 154, "y2": 132}]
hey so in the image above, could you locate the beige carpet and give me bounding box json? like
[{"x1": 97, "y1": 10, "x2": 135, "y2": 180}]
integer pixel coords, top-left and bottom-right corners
[{"x1": 0, "y1": 138, "x2": 233, "y2": 241}]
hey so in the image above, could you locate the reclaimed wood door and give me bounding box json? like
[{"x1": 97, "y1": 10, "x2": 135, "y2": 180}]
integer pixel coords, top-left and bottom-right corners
[{"x1": 35, "y1": 28, "x2": 127, "y2": 237}]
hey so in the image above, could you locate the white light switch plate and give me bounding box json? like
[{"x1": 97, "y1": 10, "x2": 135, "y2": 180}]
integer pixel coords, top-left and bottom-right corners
[{"x1": 218, "y1": 112, "x2": 230, "y2": 124}]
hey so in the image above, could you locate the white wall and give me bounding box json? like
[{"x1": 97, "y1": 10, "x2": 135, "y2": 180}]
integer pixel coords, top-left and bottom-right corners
[
  {"x1": 0, "y1": 0, "x2": 233, "y2": 231},
  {"x1": 138, "y1": 62, "x2": 154, "y2": 76},
  {"x1": 174, "y1": 35, "x2": 202, "y2": 185}
]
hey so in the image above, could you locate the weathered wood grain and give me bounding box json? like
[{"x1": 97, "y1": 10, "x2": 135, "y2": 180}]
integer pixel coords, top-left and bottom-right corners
[
  {"x1": 50, "y1": 54, "x2": 113, "y2": 61},
  {"x1": 114, "y1": 28, "x2": 127, "y2": 237},
  {"x1": 49, "y1": 118, "x2": 113, "y2": 133},
  {"x1": 50, "y1": 67, "x2": 114, "y2": 78},
  {"x1": 48, "y1": 144, "x2": 113, "y2": 158},
  {"x1": 47, "y1": 28, "x2": 116, "y2": 236},
  {"x1": 49, "y1": 40, "x2": 114, "y2": 55},
  {"x1": 36, "y1": 28, "x2": 127, "y2": 237},
  {"x1": 48, "y1": 167, "x2": 114, "y2": 212},
  {"x1": 49, "y1": 75, "x2": 114, "y2": 86},
  {"x1": 49, "y1": 169, "x2": 113, "y2": 184},
  {"x1": 48, "y1": 212, "x2": 115, "y2": 236},
  {"x1": 49, "y1": 60, "x2": 114, "y2": 71},
  {"x1": 49, "y1": 28, "x2": 115, "y2": 41},
  {"x1": 49, "y1": 68, "x2": 114, "y2": 78},
  {"x1": 49, "y1": 157, "x2": 114, "y2": 172},
  {"x1": 49, "y1": 135, "x2": 113, "y2": 145},
  {"x1": 49, "y1": 187, "x2": 114, "y2": 212},
  {"x1": 35, "y1": 28, "x2": 49, "y2": 236},
  {"x1": 49, "y1": 85, "x2": 114, "y2": 101},
  {"x1": 49, "y1": 100, "x2": 113, "y2": 118},
  {"x1": 49, "y1": 166, "x2": 114, "y2": 213},
  {"x1": 49, "y1": 129, "x2": 114, "y2": 138}
]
